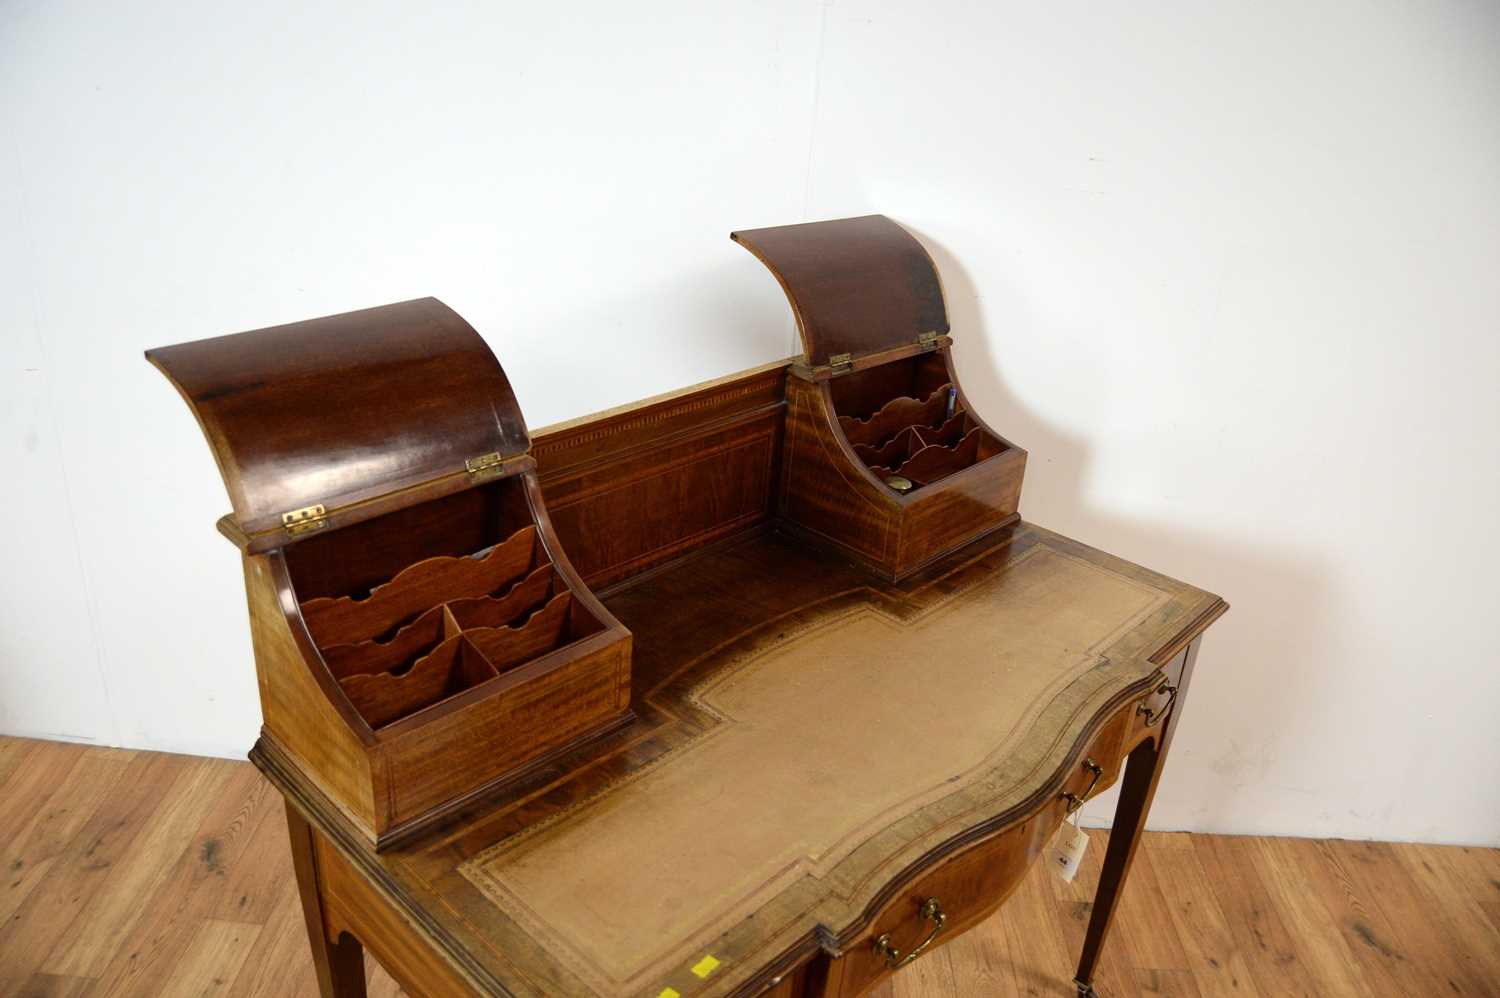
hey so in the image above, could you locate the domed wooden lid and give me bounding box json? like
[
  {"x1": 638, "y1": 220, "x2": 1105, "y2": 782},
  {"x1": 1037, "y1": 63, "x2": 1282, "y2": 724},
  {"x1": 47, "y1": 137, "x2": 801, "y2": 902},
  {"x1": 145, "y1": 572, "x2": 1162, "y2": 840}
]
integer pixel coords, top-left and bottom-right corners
[
  {"x1": 731, "y1": 214, "x2": 950, "y2": 373},
  {"x1": 147, "y1": 297, "x2": 530, "y2": 550}
]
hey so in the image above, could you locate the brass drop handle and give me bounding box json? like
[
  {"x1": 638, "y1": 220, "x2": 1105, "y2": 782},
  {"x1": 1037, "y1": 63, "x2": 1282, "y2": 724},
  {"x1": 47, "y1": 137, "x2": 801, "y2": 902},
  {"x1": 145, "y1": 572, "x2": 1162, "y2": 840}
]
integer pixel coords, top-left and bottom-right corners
[
  {"x1": 1061, "y1": 758, "x2": 1103, "y2": 814},
  {"x1": 872, "y1": 897, "x2": 947, "y2": 970},
  {"x1": 1137, "y1": 682, "x2": 1179, "y2": 728}
]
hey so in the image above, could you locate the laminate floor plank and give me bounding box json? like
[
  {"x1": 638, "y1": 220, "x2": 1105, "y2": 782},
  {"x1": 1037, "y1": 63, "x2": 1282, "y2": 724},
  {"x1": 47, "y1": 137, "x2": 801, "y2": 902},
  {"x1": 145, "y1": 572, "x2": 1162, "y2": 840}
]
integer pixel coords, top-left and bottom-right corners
[
  {"x1": 1456, "y1": 845, "x2": 1500, "y2": 893},
  {"x1": 0, "y1": 747, "x2": 132, "y2": 925},
  {"x1": 86, "y1": 764, "x2": 279, "y2": 996},
  {"x1": 0, "y1": 751, "x2": 193, "y2": 975},
  {"x1": 1133, "y1": 968, "x2": 1204, "y2": 997},
  {"x1": 1395, "y1": 841, "x2": 1500, "y2": 951},
  {"x1": 1245, "y1": 835, "x2": 1375, "y2": 996},
  {"x1": 1294, "y1": 837, "x2": 1439, "y2": 996},
  {"x1": 367, "y1": 959, "x2": 406, "y2": 998},
  {"x1": 154, "y1": 918, "x2": 261, "y2": 997},
  {"x1": 1482, "y1": 901, "x2": 1500, "y2": 939},
  {"x1": 223, "y1": 878, "x2": 320, "y2": 998},
  {"x1": 0, "y1": 741, "x2": 89, "y2": 849},
  {"x1": 1, "y1": 737, "x2": 1497, "y2": 998},
  {"x1": 886, "y1": 939, "x2": 958, "y2": 998},
  {"x1": 1331, "y1": 838, "x2": 1496, "y2": 997},
  {"x1": 39, "y1": 755, "x2": 235, "y2": 978},
  {"x1": 6, "y1": 971, "x2": 95, "y2": 997},
  {"x1": 926, "y1": 908, "x2": 1017, "y2": 997},
  {"x1": 1189, "y1": 833, "x2": 1313, "y2": 997},
  {"x1": 1440, "y1": 843, "x2": 1500, "y2": 940},
  {"x1": 1104, "y1": 831, "x2": 1194, "y2": 974},
  {"x1": 1140, "y1": 834, "x2": 1260, "y2": 998},
  {"x1": 0, "y1": 735, "x2": 42, "y2": 791},
  {"x1": 205, "y1": 780, "x2": 296, "y2": 924}
]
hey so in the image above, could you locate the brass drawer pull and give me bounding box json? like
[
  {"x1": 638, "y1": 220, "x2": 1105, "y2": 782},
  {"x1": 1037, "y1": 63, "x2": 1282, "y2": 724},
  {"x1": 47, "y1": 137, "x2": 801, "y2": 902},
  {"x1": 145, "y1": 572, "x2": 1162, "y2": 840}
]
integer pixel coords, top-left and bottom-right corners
[
  {"x1": 872, "y1": 897, "x2": 946, "y2": 970},
  {"x1": 1137, "y1": 682, "x2": 1179, "y2": 728},
  {"x1": 1061, "y1": 758, "x2": 1103, "y2": 814}
]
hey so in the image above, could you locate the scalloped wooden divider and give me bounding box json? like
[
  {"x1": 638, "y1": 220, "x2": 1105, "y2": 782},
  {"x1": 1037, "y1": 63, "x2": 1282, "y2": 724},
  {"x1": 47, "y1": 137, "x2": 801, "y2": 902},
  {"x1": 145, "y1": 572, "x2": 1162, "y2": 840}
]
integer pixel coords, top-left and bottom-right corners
[
  {"x1": 870, "y1": 426, "x2": 985, "y2": 486},
  {"x1": 853, "y1": 426, "x2": 922, "y2": 470},
  {"x1": 837, "y1": 382, "x2": 953, "y2": 449},
  {"x1": 300, "y1": 525, "x2": 539, "y2": 646},
  {"x1": 319, "y1": 604, "x2": 452, "y2": 680},
  {"x1": 446, "y1": 564, "x2": 555, "y2": 631},
  {"x1": 464, "y1": 591, "x2": 572, "y2": 672},
  {"x1": 333, "y1": 588, "x2": 576, "y2": 729},
  {"x1": 914, "y1": 410, "x2": 974, "y2": 448},
  {"x1": 340, "y1": 634, "x2": 497, "y2": 729}
]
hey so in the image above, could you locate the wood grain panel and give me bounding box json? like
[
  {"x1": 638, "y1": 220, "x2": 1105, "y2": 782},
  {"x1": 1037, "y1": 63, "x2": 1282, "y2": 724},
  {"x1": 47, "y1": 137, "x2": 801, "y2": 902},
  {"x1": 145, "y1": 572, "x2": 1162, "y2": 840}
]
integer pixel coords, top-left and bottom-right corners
[
  {"x1": 531, "y1": 363, "x2": 787, "y2": 590},
  {"x1": 316, "y1": 835, "x2": 477, "y2": 998},
  {"x1": 546, "y1": 423, "x2": 777, "y2": 589},
  {"x1": 247, "y1": 553, "x2": 378, "y2": 832},
  {"x1": 778, "y1": 374, "x2": 899, "y2": 568},
  {"x1": 379, "y1": 634, "x2": 632, "y2": 825}
]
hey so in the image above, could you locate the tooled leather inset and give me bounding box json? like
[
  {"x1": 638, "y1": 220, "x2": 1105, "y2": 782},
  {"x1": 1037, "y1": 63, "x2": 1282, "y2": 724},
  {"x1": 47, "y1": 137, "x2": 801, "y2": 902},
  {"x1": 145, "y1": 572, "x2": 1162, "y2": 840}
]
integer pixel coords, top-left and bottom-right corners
[{"x1": 459, "y1": 544, "x2": 1174, "y2": 995}]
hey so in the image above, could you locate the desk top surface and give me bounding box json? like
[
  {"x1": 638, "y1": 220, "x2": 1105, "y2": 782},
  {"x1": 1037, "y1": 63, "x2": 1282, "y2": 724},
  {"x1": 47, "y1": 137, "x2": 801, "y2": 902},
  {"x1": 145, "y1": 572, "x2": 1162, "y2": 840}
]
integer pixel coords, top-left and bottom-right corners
[{"x1": 266, "y1": 522, "x2": 1224, "y2": 998}]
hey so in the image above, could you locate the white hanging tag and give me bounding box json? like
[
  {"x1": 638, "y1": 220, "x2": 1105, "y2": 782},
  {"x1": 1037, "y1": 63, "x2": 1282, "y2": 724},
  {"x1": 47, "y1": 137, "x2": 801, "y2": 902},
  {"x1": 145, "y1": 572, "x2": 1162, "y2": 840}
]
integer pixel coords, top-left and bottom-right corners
[{"x1": 1049, "y1": 811, "x2": 1090, "y2": 883}]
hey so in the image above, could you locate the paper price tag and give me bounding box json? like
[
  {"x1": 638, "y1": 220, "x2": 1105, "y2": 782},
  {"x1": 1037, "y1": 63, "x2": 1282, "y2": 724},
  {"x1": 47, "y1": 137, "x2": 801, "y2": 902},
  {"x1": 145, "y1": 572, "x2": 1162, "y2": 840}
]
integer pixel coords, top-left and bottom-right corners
[{"x1": 1048, "y1": 814, "x2": 1090, "y2": 883}]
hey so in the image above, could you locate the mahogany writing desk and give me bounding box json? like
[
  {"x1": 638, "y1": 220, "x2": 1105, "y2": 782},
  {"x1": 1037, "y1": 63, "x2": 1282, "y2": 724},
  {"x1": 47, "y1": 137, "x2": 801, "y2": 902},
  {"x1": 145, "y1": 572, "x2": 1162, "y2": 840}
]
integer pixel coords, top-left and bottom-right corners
[{"x1": 148, "y1": 216, "x2": 1226, "y2": 997}]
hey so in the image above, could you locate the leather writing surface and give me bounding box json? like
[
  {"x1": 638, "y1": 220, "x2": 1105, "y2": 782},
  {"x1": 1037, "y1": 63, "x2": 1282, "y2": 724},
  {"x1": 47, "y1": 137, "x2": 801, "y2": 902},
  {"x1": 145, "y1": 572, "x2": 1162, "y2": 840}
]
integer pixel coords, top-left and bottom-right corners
[{"x1": 463, "y1": 545, "x2": 1170, "y2": 994}]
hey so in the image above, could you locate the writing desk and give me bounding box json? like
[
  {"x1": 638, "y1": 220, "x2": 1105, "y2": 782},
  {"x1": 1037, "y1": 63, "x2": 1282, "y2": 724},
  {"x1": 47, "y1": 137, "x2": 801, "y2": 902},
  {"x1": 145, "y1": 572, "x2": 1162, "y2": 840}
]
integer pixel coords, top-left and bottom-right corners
[
  {"x1": 259, "y1": 512, "x2": 1221, "y2": 997},
  {"x1": 148, "y1": 216, "x2": 1226, "y2": 996}
]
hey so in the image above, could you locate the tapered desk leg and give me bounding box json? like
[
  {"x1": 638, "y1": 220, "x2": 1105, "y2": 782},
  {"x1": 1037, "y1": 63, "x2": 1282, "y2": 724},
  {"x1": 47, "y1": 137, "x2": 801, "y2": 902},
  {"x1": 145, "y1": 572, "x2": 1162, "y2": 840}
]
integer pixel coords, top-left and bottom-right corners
[
  {"x1": 1073, "y1": 637, "x2": 1201, "y2": 997},
  {"x1": 285, "y1": 800, "x2": 369, "y2": 998}
]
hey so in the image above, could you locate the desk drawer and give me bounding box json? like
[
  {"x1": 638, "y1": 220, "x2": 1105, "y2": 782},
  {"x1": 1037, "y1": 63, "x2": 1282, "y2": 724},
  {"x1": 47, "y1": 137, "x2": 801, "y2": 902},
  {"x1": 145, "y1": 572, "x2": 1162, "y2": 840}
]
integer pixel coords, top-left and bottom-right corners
[{"x1": 826, "y1": 692, "x2": 1147, "y2": 997}]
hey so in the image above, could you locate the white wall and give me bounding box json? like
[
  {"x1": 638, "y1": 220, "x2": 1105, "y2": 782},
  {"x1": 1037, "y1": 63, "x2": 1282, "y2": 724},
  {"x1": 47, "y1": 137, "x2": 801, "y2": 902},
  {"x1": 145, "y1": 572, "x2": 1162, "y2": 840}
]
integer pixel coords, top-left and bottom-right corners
[{"x1": 3, "y1": 1, "x2": 1496, "y2": 845}]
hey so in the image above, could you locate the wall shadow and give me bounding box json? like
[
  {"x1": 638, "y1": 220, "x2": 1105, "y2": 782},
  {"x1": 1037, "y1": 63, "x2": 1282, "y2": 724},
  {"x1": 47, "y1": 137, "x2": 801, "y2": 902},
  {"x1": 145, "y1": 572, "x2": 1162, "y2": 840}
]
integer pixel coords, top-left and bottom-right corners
[{"x1": 907, "y1": 224, "x2": 1337, "y2": 835}]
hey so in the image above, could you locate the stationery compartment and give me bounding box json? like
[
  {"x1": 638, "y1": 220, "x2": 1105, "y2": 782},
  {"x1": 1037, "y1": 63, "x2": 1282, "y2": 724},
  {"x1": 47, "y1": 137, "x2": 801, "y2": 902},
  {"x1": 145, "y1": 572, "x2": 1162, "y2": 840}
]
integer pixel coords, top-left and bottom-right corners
[
  {"x1": 830, "y1": 354, "x2": 1010, "y2": 495},
  {"x1": 332, "y1": 587, "x2": 598, "y2": 729},
  {"x1": 734, "y1": 214, "x2": 1027, "y2": 580},
  {"x1": 284, "y1": 475, "x2": 612, "y2": 731},
  {"x1": 273, "y1": 454, "x2": 631, "y2": 844},
  {"x1": 148, "y1": 296, "x2": 634, "y2": 848}
]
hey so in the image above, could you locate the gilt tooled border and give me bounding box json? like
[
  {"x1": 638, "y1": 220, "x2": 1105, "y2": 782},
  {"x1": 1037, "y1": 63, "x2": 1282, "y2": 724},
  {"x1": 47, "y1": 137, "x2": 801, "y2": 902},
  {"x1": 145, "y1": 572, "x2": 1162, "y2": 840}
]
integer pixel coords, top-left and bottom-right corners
[{"x1": 457, "y1": 544, "x2": 1177, "y2": 994}]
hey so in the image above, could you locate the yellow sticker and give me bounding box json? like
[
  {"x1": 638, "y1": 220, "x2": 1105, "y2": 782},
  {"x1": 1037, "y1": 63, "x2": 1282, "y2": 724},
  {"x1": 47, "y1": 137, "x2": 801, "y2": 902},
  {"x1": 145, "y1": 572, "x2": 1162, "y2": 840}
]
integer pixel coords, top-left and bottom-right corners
[
  {"x1": 691, "y1": 955, "x2": 721, "y2": 979},
  {"x1": 656, "y1": 990, "x2": 681, "y2": 998}
]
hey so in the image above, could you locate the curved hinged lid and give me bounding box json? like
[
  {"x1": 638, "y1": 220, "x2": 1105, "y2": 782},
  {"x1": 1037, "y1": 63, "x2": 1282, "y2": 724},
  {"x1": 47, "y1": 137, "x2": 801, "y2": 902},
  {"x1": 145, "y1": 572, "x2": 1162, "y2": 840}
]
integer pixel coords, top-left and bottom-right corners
[
  {"x1": 147, "y1": 297, "x2": 529, "y2": 547},
  {"x1": 731, "y1": 214, "x2": 949, "y2": 369}
]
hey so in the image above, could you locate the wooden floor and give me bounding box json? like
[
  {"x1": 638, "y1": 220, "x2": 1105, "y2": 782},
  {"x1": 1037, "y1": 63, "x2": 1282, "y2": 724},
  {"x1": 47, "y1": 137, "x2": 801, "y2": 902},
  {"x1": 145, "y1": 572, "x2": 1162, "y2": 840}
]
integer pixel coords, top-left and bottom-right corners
[{"x1": 0, "y1": 737, "x2": 1496, "y2": 997}]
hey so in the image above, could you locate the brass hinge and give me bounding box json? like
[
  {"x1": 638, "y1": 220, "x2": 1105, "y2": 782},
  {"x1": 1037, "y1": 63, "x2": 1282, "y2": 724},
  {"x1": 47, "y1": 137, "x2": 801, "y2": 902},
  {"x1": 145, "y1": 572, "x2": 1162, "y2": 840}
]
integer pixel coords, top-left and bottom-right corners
[
  {"x1": 281, "y1": 504, "x2": 327, "y2": 536},
  {"x1": 828, "y1": 352, "x2": 853, "y2": 376},
  {"x1": 465, "y1": 451, "x2": 505, "y2": 475},
  {"x1": 918, "y1": 331, "x2": 940, "y2": 350}
]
